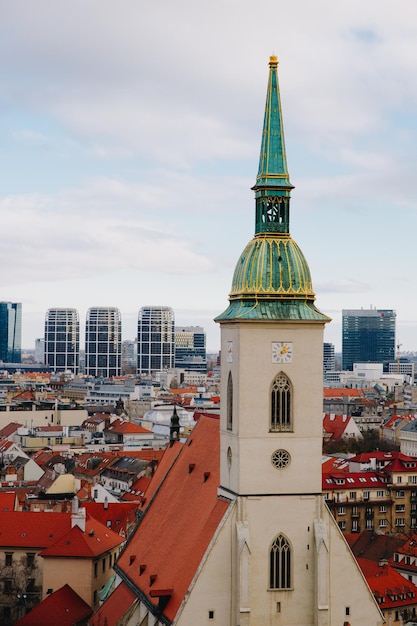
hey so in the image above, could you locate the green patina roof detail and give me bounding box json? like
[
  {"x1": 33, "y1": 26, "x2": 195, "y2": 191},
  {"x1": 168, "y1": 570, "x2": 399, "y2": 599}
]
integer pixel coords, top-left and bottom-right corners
[
  {"x1": 254, "y1": 56, "x2": 293, "y2": 191},
  {"x1": 215, "y1": 57, "x2": 330, "y2": 324},
  {"x1": 229, "y1": 235, "x2": 313, "y2": 299},
  {"x1": 215, "y1": 299, "x2": 330, "y2": 322}
]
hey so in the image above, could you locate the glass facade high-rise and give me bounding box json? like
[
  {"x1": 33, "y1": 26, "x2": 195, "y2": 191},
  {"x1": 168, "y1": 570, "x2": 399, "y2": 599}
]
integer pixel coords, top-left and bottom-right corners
[
  {"x1": 342, "y1": 308, "x2": 396, "y2": 371},
  {"x1": 0, "y1": 302, "x2": 22, "y2": 363},
  {"x1": 175, "y1": 326, "x2": 207, "y2": 372},
  {"x1": 323, "y1": 342, "x2": 335, "y2": 373},
  {"x1": 137, "y1": 306, "x2": 175, "y2": 374},
  {"x1": 44, "y1": 308, "x2": 80, "y2": 373},
  {"x1": 85, "y1": 307, "x2": 122, "y2": 377}
]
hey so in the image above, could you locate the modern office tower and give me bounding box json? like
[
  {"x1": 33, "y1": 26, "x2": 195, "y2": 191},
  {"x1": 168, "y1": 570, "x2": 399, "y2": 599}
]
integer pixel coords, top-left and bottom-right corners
[
  {"x1": 323, "y1": 342, "x2": 335, "y2": 373},
  {"x1": 175, "y1": 326, "x2": 207, "y2": 372},
  {"x1": 342, "y1": 308, "x2": 396, "y2": 371},
  {"x1": 35, "y1": 338, "x2": 45, "y2": 364},
  {"x1": 0, "y1": 302, "x2": 22, "y2": 363},
  {"x1": 44, "y1": 308, "x2": 80, "y2": 373},
  {"x1": 85, "y1": 307, "x2": 122, "y2": 378},
  {"x1": 121, "y1": 339, "x2": 137, "y2": 374},
  {"x1": 137, "y1": 306, "x2": 175, "y2": 374}
]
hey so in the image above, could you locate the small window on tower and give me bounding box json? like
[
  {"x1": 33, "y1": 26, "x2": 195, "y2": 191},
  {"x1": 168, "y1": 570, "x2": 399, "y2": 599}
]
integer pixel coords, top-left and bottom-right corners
[{"x1": 227, "y1": 371, "x2": 233, "y2": 431}]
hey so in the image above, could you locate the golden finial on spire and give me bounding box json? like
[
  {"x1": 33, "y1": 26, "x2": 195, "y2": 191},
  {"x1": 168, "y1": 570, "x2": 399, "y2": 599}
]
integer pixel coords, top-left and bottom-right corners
[{"x1": 269, "y1": 55, "x2": 278, "y2": 66}]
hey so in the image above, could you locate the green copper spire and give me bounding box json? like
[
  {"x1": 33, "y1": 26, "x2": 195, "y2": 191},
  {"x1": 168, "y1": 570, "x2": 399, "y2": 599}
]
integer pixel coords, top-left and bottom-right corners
[
  {"x1": 215, "y1": 57, "x2": 330, "y2": 324},
  {"x1": 253, "y1": 55, "x2": 293, "y2": 236}
]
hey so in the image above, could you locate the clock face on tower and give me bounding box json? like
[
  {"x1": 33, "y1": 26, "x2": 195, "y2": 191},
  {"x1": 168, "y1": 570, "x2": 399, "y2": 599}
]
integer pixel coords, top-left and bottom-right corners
[{"x1": 271, "y1": 341, "x2": 293, "y2": 363}]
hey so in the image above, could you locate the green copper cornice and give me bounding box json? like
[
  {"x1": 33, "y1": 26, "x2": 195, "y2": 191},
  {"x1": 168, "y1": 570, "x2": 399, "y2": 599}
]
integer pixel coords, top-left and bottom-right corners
[{"x1": 253, "y1": 56, "x2": 293, "y2": 192}]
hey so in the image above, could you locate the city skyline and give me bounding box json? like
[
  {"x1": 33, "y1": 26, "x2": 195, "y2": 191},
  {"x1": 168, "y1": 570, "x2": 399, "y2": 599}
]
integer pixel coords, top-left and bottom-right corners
[{"x1": 2, "y1": 2, "x2": 417, "y2": 353}]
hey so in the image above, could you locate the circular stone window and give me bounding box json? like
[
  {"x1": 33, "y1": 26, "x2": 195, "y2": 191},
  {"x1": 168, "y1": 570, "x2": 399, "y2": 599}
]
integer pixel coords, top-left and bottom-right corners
[{"x1": 271, "y1": 449, "x2": 291, "y2": 469}]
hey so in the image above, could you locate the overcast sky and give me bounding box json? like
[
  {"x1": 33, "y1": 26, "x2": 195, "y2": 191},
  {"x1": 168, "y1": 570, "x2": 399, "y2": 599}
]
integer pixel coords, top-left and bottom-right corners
[{"x1": 1, "y1": 0, "x2": 417, "y2": 354}]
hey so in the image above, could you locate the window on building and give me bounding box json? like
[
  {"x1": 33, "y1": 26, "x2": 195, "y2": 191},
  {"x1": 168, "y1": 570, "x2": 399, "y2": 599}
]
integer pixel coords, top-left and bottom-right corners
[
  {"x1": 270, "y1": 374, "x2": 292, "y2": 432},
  {"x1": 5, "y1": 553, "x2": 13, "y2": 567},
  {"x1": 338, "y1": 507, "x2": 346, "y2": 516},
  {"x1": 26, "y1": 553, "x2": 35, "y2": 568},
  {"x1": 4, "y1": 579, "x2": 12, "y2": 594},
  {"x1": 94, "y1": 562, "x2": 98, "y2": 578},
  {"x1": 366, "y1": 520, "x2": 374, "y2": 530},
  {"x1": 227, "y1": 372, "x2": 233, "y2": 431},
  {"x1": 363, "y1": 491, "x2": 370, "y2": 500},
  {"x1": 377, "y1": 490, "x2": 384, "y2": 498},
  {"x1": 379, "y1": 519, "x2": 387, "y2": 528},
  {"x1": 351, "y1": 520, "x2": 359, "y2": 532},
  {"x1": 269, "y1": 534, "x2": 291, "y2": 589},
  {"x1": 396, "y1": 505, "x2": 405, "y2": 513},
  {"x1": 102, "y1": 558, "x2": 106, "y2": 573},
  {"x1": 396, "y1": 490, "x2": 405, "y2": 497},
  {"x1": 349, "y1": 491, "x2": 357, "y2": 500},
  {"x1": 379, "y1": 505, "x2": 387, "y2": 513},
  {"x1": 396, "y1": 518, "x2": 406, "y2": 527},
  {"x1": 338, "y1": 521, "x2": 346, "y2": 531}
]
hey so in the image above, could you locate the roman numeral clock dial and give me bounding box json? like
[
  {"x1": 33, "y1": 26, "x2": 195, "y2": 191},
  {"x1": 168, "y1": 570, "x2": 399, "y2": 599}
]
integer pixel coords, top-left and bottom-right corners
[{"x1": 271, "y1": 341, "x2": 293, "y2": 364}]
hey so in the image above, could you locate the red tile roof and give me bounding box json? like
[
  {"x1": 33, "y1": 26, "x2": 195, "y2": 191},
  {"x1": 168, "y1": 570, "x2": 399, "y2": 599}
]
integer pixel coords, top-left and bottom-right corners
[
  {"x1": 322, "y1": 413, "x2": 354, "y2": 441},
  {"x1": 0, "y1": 491, "x2": 18, "y2": 511},
  {"x1": 115, "y1": 416, "x2": 230, "y2": 622},
  {"x1": 39, "y1": 514, "x2": 124, "y2": 558},
  {"x1": 14, "y1": 584, "x2": 92, "y2": 626},
  {"x1": 357, "y1": 558, "x2": 417, "y2": 609},
  {"x1": 0, "y1": 511, "x2": 71, "y2": 548},
  {"x1": 106, "y1": 419, "x2": 152, "y2": 434},
  {"x1": 0, "y1": 422, "x2": 23, "y2": 437},
  {"x1": 84, "y1": 501, "x2": 138, "y2": 534},
  {"x1": 322, "y1": 470, "x2": 388, "y2": 491},
  {"x1": 323, "y1": 388, "x2": 366, "y2": 398},
  {"x1": 89, "y1": 581, "x2": 137, "y2": 626}
]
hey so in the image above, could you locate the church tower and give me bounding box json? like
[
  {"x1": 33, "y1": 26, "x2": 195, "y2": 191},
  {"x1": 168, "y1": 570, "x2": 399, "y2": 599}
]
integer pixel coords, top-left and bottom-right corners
[{"x1": 215, "y1": 57, "x2": 381, "y2": 626}]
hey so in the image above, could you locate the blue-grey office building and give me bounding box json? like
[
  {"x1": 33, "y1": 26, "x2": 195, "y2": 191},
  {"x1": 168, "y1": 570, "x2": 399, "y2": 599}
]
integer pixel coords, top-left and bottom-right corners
[
  {"x1": 342, "y1": 308, "x2": 396, "y2": 371},
  {"x1": 0, "y1": 302, "x2": 22, "y2": 363}
]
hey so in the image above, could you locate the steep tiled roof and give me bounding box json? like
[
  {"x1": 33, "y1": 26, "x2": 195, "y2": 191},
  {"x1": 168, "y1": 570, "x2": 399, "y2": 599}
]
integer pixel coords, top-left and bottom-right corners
[
  {"x1": 39, "y1": 514, "x2": 124, "y2": 558},
  {"x1": 0, "y1": 422, "x2": 23, "y2": 437},
  {"x1": 357, "y1": 558, "x2": 417, "y2": 609},
  {"x1": 89, "y1": 581, "x2": 137, "y2": 626},
  {"x1": 120, "y1": 476, "x2": 151, "y2": 502},
  {"x1": 14, "y1": 584, "x2": 92, "y2": 626},
  {"x1": 0, "y1": 491, "x2": 18, "y2": 511},
  {"x1": 115, "y1": 415, "x2": 231, "y2": 622},
  {"x1": 0, "y1": 511, "x2": 71, "y2": 548},
  {"x1": 106, "y1": 419, "x2": 152, "y2": 434},
  {"x1": 323, "y1": 388, "x2": 366, "y2": 398},
  {"x1": 322, "y1": 471, "x2": 388, "y2": 491},
  {"x1": 346, "y1": 530, "x2": 406, "y2": 562},
  {"x1": 322, "y1": 413, "x2": 354, "y2": 441},
  {"x1": 84, "y1": 501, "x2": 138, "y2": 534}
]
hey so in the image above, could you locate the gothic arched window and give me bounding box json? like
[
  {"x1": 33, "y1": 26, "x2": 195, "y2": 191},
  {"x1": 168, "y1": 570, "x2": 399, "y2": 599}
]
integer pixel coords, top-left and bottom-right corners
[
  {"x1": 270, "y1": 373, "x2": 292, "y2": 431},
  {"x1": 269, "y1": 534, "x2": 291, "y2": 589},
  {"x1": 227, "y1": 371, "x2": 233, "y2": 431}
]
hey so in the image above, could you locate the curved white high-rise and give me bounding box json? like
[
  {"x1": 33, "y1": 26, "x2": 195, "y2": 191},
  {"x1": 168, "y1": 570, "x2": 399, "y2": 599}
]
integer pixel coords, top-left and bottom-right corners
[
  {"x1": 137, "y1": 306, "x2": 175, "y2": 374},
  {"x1": 85, "y1": 307, "x2": 121, "y2": 378},
  {"x1": 44, "y1": 308, "x2": 79, "y2": 373}
]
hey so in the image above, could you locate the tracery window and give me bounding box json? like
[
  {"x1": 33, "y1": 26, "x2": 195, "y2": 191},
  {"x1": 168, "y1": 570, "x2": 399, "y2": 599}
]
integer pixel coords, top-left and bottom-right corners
[
  {"x1": 227, "y1": 372, "x2": 233, "y2": 431},
  {"x1": 269, "y1": 534, "x2": 291, "y2": 589},
  {"x1": 270, "y1": 373, "x2": 292, "y2": 431}
]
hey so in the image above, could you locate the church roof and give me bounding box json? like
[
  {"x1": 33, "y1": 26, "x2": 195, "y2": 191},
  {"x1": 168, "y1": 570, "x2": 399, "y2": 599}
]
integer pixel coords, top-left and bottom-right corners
[
  {"x1": 14, "y1": 584, "x2": 92, "y2": 626},
  {"x1": 216, "y1": 57, "x2": 329, "y2": 324},
  {"x1": 114, "y1": 415, "x2": 231, "y2": 623}
]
